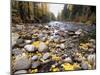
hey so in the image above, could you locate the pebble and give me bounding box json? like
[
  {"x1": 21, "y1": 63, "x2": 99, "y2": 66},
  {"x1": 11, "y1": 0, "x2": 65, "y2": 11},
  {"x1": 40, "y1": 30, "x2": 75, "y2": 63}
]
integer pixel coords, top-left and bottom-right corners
[
  {"x1": 60, "y1": 43, "x2": 65, "y2": 49},
  {"x1": 12, "y1": 33, "x2": 20, "y2": 46},
  {"x1": 32, "y1": 55, "x2": 38, "y2": 61},
  {"x1": 32, "y1": 61, "x2": 40, "y2": 68},
  {"x1": 24, "y1": 45, "x2": 36, "y2": 52},
  {"x1": 38, "y1": 42, "x2": 48, "y2": 52},
  {"x1": 16, "y1": 38, "x2": 24, "y2": 44},
  {"x1": 43, "y1": 53, "x2": 51, "y2": 60},
  {"x1": 12, "y1": 48, "x2": 23, "y2": 56},
  {"x1": 81, "y1": 61, "x2": 89, "y2": 70},
  {"x1": 24, "y1": 40, "x2": 32, "y2": 44},
  {"x1": 63, "y1": 57, "x2": 72, "y2": 63},
  {"x1": 14, "y1": 70, "x2": 27, "y2": 74}
]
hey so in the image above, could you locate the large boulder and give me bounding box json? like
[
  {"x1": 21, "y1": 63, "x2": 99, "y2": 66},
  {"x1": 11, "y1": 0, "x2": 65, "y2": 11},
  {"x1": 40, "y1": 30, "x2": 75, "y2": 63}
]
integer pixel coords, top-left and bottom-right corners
[{"x1": 14, "y1": 53, "x2": 31, "y2": 70}]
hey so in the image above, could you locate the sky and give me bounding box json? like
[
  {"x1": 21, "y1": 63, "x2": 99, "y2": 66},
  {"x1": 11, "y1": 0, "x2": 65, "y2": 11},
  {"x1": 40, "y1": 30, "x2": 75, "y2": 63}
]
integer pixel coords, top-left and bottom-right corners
[{"x1": 48, "y1": 4, "x2": 64, "y2": 17}]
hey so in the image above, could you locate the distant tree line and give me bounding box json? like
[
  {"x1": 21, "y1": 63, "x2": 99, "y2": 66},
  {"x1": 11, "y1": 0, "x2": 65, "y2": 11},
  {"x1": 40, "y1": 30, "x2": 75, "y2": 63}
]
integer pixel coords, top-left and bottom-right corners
[
  {"x1": 11, "y1": 0, "x2": 56, "y2": 24},
  {"x1": 57, "y1": 4, "x2": 96, "y2": 25}
]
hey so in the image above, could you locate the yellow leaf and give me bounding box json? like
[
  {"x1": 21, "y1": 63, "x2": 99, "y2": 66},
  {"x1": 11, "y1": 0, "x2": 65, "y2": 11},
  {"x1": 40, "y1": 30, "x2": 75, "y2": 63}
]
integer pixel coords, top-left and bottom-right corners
[
  {"x1": 32, "y1": 41, "x2": 41, "y2": 48},
  {"x1": 51, "y1": 67, "x2": 60, "y2": 72},
  {"x1": 31, "y1": 69, "x2": 38, "y2": 73},
  {"x1": 73, "y1": 63, "x2": 81, "y2": 69},
  {"x1": 52, "y1": 55, "x2": 61, "y2": 61},
  {"x1": 45, "y1": 40, "x2": 49, "y2": 45},
  {"x1": 61, "y1": 63, "x2": 74, "y2": 71}
]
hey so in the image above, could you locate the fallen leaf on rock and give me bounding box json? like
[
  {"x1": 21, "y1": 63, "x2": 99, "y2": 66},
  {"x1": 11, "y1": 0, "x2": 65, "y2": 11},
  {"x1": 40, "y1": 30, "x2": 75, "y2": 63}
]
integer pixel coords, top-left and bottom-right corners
[
  {"x1": 52, "y1": 55, "x2": 61, "y2": 61},
  {"x1": 31, "y1": 69, "x2": 38, "y2": 73},
  {"x1": 32, "y1": 41, "x2": 41, "y2": 48},
  {"x1": 61, "y1": 63, "x2": 74, "y2": 71},
  {"x1": 73, "y1": 63, "x2": 81, "y2": 70}
]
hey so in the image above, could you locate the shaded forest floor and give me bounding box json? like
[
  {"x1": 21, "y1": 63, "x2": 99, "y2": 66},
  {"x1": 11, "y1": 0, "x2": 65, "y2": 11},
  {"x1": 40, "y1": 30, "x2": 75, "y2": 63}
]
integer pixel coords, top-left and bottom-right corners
[{"x1": 11, "y1": 22, "x2": 96, "y2": 74}]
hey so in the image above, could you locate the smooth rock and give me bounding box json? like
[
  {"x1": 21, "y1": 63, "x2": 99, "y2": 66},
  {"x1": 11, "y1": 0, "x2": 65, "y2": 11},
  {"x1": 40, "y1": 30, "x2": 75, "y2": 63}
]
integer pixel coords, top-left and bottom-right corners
[
  {"x1": 31, "y1": 55, "x2": 38, "y2": 61},
  {"x1": 14, "y1": 70, "x2": 27, "y2": 74},
  {"x1": 16, "y1": 38, "x2": 24, "y2": 44},
  {"x1": 24, "y1": 45, "x2": 36, "y2": 52},
  {"x1": 18, "y1": 43, "x2": 26, "y2": 48},
  {"x1": 38, "y1": 42, "x2": 48, "y2": 52},
  {"x1": 12, "y1": 33, "x2": 20, "y2": 46},
  {"x1": 81, "y1": 61, "x2": 89, "y2": 70},
  {"x1": 24, "y1": 40, "x2": 32, "y2": 44},
  {"x1": 32, "y1": 61, "x2": 40, "y2": 68},
  {"x1": 43, "y1": 53, "x2": 51, "y2": 60},
  {"x1": 12, "y1": 48, "x2": 23, "y2": 56},
  {"x1": 63, "y1": 57, "x2": 72, "y2": 63},
  {"x1": 75, "y1": 29, "x2": 82, "y2": 35},
  {"x1": 14, "y1": 53, "x2": 31, "y2": 70},
  {"x1": 60, "y1": 43, "x2": 65, "y2": 49},
  {"x1": 87, "y1": 54, "x2": 96, "y2": 65}
]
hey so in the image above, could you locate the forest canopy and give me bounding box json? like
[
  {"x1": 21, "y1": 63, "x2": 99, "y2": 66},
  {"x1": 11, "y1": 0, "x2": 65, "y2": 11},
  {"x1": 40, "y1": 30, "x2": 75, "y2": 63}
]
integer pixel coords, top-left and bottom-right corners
[{"x1": 12, "y1": 1, "x2": 96, "y2": 25}]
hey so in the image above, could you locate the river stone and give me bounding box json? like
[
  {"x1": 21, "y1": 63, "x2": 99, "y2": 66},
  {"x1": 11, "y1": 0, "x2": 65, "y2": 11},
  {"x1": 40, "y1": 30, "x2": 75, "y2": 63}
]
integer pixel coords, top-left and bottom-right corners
[
  {"x1": 16, "y1": 38, "x2": 24, "y2": 44},
  {"x1": 60, "y1": 43, "x2": 65, "y2": 49},
  {"x1": 87, "y1": 54, "x2": 96, "y2": 65},
  {"x1": 24, "y1": 45, "x2": 36, "y2": 52},
  {"x1": 24, "y1": 40, "x2": 32, "y2": 44},
  {"x1": 32, "y1": 61, "x2": 40, "y2": 68},
  {"x1": 43, "y1": 53, "x2": 51, "y2": 60},
  {"x1": 81, "y1": 61, "x2": 89, "y2": 70},
  {"x1": 18, "y1": 43, "x2": 26, "y2": 48},
  {"x1": 75, "y1": 29, "x2": 82, "y2": 35},
  {"x1": 38, "y1": 42, "x2": 48, "y2": 52},
  {"x1": 31, "y1": 55, "x2": 38, "y2": 61},
  {"x1": 12, "y1": 33, "x2": 20, "y2": 46},
  {"x1": 12, "y1": 48, "x2": 23, "y2": 56},
  {"x1": 14, "y1": 70, "x2": 27, "y2": 74},
  {"x1": 63, "y1": 57, "x2": 72, "y2": 63},
  {"x1": 14, "y1": 53, "x2": 31, "y2": 70}
]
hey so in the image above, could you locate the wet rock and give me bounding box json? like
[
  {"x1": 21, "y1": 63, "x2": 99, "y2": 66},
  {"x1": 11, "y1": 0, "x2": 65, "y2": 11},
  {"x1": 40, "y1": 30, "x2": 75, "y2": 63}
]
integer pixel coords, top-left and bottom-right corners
[
  {"x1": 12, "y1": 48, "x2": 23, "y2": 56},
  {"x1": 32, "y1": 61, "x2": 40, "y2": 68},
  {"x1": 24, "y1": 45, "x2": 36, "y2": 52},
  {"x1": 24, "y1": 40, "x2": 32, "y2": 44},
  {"x1": 16, "y1": 25, "x2": 24, "y2": 30},
  {"x1": 43, "y1": 53, "x2": 51, "y2": 60},
  {"x1": 31, "y1": 55, "x2": 38, "y2": 61},
  {"x1": 14, "y1": 53, "x2": 31, "y2": 70},
  {"x1": 14, "y1": 70, "x2": 27, "y2": 74},
  {"x1": 38, "y1": 42, "x2": 48, "y2": 52}
]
